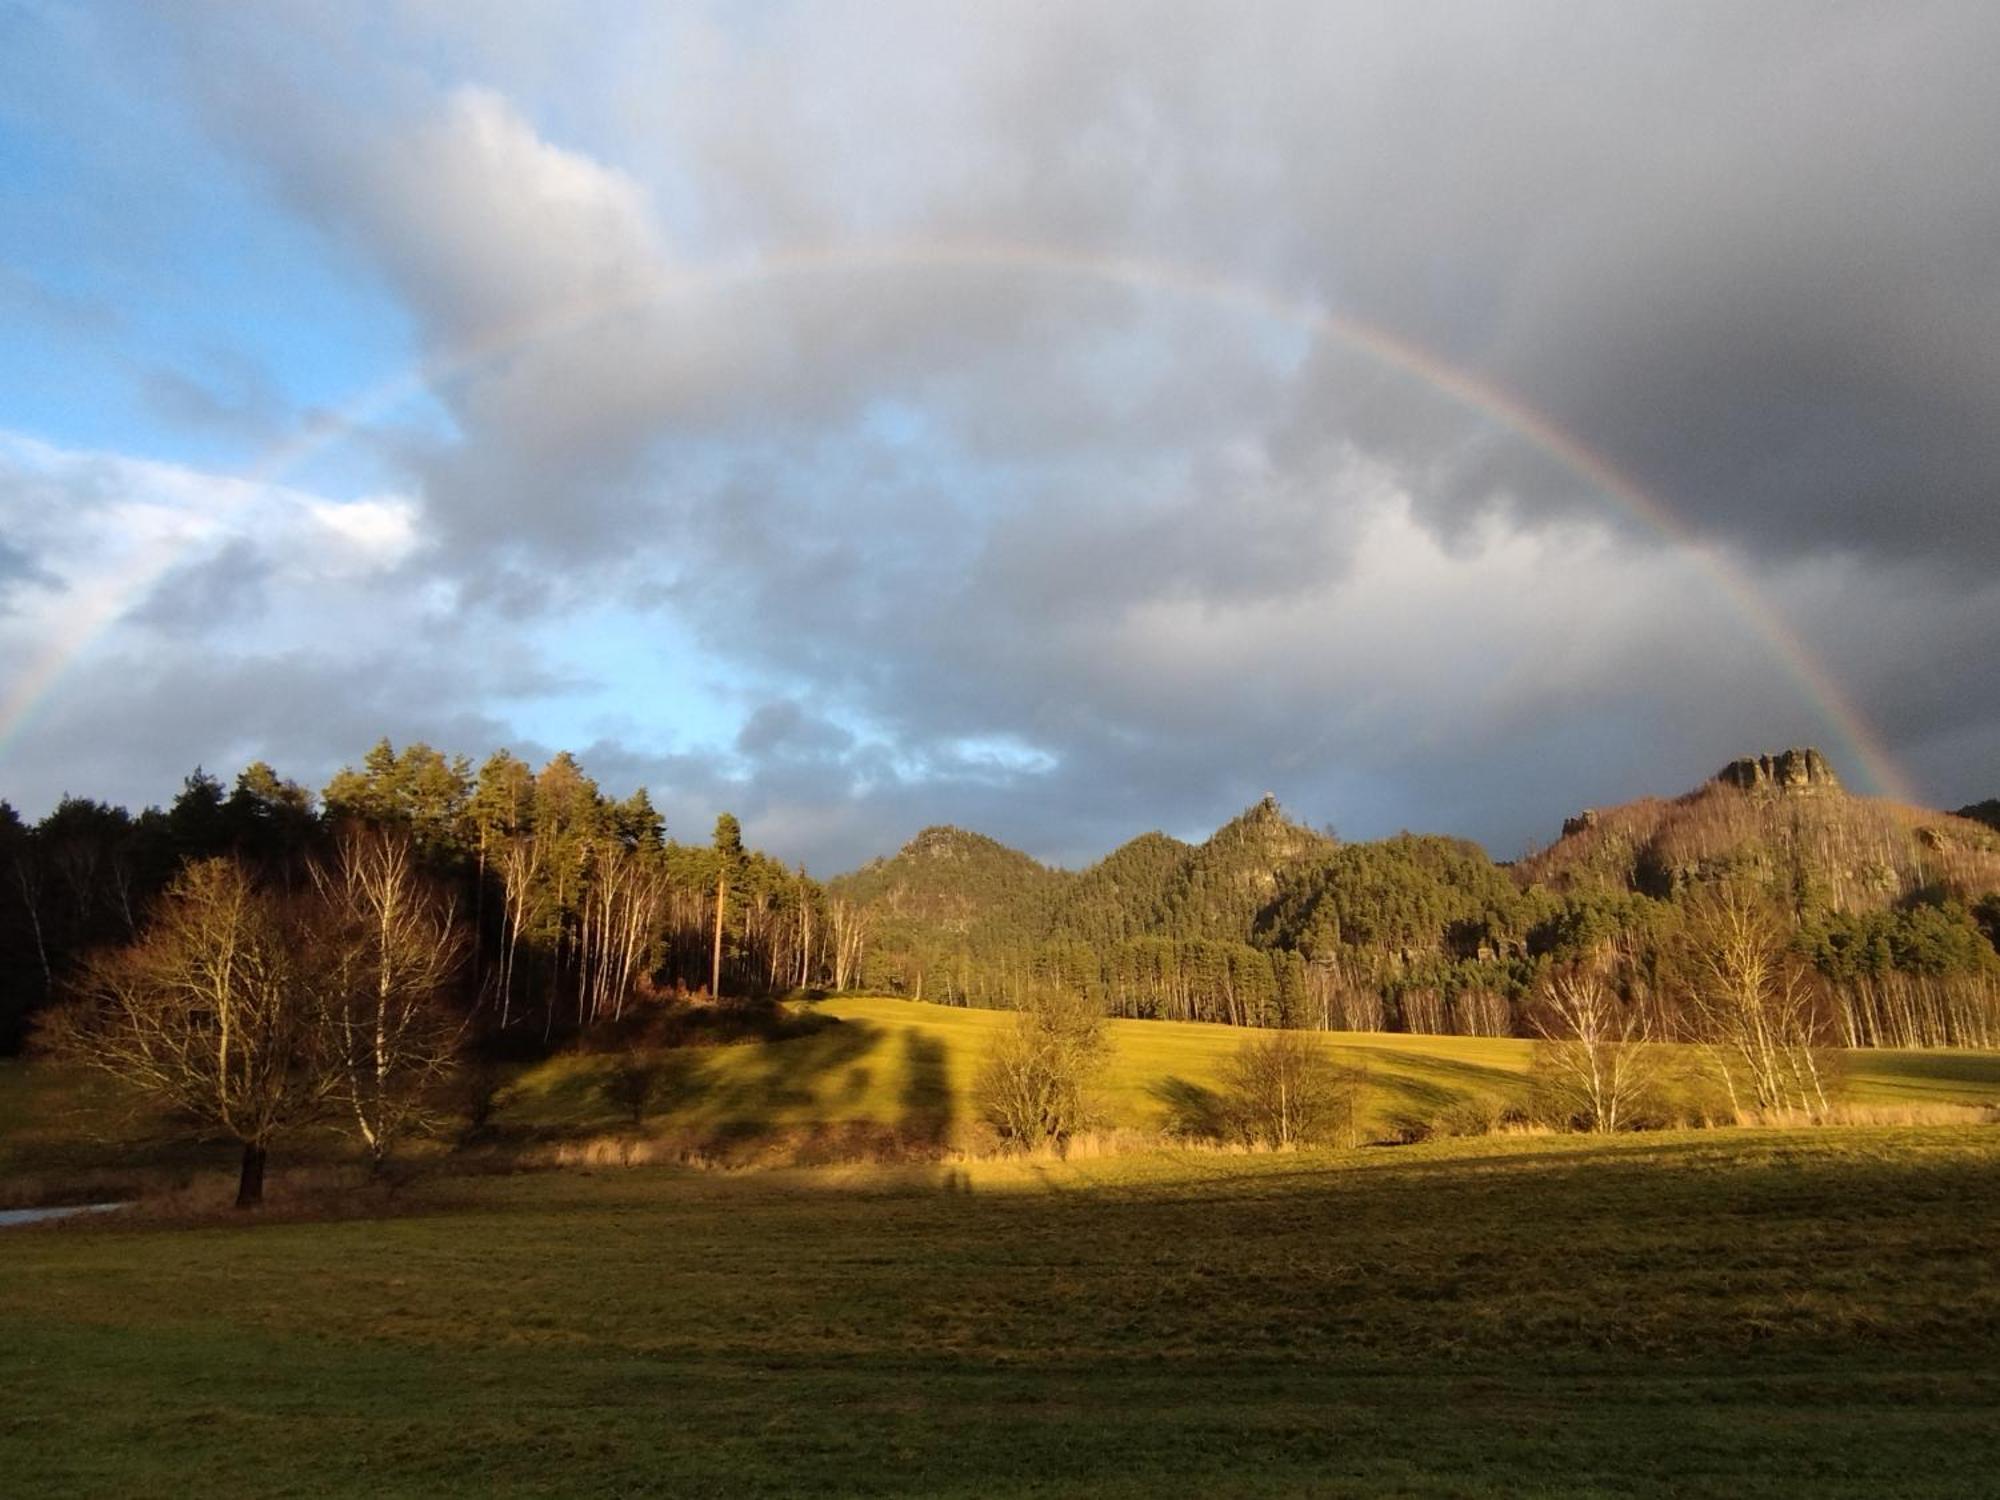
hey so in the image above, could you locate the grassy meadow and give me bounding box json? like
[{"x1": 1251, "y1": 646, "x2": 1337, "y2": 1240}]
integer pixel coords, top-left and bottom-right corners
[
  {"x1": 5, "y1": 1127, "x2": 2000, "y2": 1496},
  {"x1": 6, "y1": 998, "x2": 2000, "y2": 1495}
]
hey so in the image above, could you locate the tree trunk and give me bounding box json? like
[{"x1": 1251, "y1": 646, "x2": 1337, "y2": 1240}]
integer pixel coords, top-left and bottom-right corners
[
  {"x1": 710, "y1": 874, "x2": 726, "y2": 1001},
  {"x1": 236, "y1": 1142, "x2": 268, "y2": 1209}
]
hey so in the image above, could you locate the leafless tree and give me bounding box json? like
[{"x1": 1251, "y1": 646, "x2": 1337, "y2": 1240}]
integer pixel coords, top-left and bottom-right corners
[
  {"x1": 794, "y1": 873, "x2": 815, "y2": 991},
  {"x1": 828, "y1": 898, "x2": 868, "y2": 992},
  {"x1": 1681, "y1": 884, "x2": 1836, "y2": 1118},
  {"x1": 576, "y1": 839, "x2": 664, "y2": 1026},
  {"x1": 494, "y1": 834, "x2": 543, "y2": 1028},
  {"x1": 313, "y1": 828, "x2": 468, "y2": 1170},
  {"x1": 45, "y1": 858, "x2": 336, "y2": 1207},
  {"x1": 10, "y1": 840, "x2": 52, "y2": 993},
  {"x1": 1529, "y1": 970, "x2": 1656, "y2": 1133}
]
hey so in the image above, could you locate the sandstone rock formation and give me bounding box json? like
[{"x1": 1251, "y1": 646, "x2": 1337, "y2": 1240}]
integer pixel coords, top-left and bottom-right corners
[{"x1": 1713, "y1": 747, "x2": 1842, "y2": 795}]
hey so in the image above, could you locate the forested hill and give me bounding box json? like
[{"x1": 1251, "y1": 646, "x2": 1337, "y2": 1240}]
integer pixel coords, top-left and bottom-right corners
[
  {"x1": 821, "y1": 826, "x2": 1064, "y2": 1002},
  {"x1": 830, "y1": 824, "x2": 1063, "y2": 930},
  {"x1": 827, "y1": 796, "x2": 1336, "y2": 1009},
  {"x1": 829, "y1": 756, "x2": 2000, "y2": 1046},
  {"x1": 1959, "y1": 799, "x2": 2000, "y2": 833}
]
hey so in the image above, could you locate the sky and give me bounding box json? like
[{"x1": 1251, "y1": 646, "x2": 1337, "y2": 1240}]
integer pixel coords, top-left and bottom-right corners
[{"x1": 1, "y1": 1, "x2": 1996, "y2": 874}]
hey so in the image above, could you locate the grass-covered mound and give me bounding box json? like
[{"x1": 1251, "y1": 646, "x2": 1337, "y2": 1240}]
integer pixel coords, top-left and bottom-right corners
[{"x1": 494, "y1": 996, "x2": 2000, "y2": 1156}]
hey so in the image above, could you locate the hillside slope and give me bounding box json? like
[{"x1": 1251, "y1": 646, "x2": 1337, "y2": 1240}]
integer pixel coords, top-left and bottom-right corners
[
  {"x1": 1520, "y1": 757, "x2": 2000, "y2": 910},
  {"x1": 494, "y1": 996, "x2": 2000, "y2": 1150}
]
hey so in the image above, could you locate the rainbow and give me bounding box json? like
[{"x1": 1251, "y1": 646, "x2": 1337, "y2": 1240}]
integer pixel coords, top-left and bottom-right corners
[{"x1": 0, "y1": 237, "x2": 1916, "y2": 803}]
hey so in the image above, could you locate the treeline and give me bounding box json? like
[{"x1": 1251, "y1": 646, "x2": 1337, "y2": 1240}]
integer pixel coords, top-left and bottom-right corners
[
  {"x1": 0, "y1": 740, "x2": 871, "y2": 1054},
  {"x1": 830, "y1": 789, "x2": 2000, "y2": 1047},
  {"x1": 9, "y1": 745, "x2": 2000, "y2": 1056}
]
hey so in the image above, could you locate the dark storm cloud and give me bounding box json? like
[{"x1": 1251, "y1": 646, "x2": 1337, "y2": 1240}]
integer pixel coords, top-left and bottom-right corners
[
  {"x1": 173, "y1": 0, "x2": 2000, "y2": 571},
  {"x1": 734, "y1": 700, "x2": 856, "y2": 762}
]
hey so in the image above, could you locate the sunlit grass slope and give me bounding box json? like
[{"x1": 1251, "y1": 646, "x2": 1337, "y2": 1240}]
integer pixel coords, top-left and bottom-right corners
[
  {"x1": 496, "y1": 995, "x2": 2000, "y2": 1143},
  {"x1": 3, "y1": 997, "x2": 1993, "y2": 1192},
  {"x1": 4, "y1": 1129, "x2": 1999, "y2": 1497}
]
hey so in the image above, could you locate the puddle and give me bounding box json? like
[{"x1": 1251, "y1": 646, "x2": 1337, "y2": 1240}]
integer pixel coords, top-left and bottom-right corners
[{"x1": 0, "y1": 1202, "x2": 129, "y2": 1228}]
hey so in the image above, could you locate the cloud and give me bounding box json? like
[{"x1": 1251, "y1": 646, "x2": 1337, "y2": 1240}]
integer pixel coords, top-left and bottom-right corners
[
  {"x1": 3, "y1": 3, "x2": 1995, "y2": 869},
  {"x1": 325, "y1": 83, "x2": 662, "y2": 349},
  {"x1": 168, "y1": 3, "x2": 2000, "y2": 566}
]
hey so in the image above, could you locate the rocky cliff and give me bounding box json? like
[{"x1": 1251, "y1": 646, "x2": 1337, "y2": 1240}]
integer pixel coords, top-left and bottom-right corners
[{"x1": 1713, "y1": 746, "x2": 1842, "y2": 795}]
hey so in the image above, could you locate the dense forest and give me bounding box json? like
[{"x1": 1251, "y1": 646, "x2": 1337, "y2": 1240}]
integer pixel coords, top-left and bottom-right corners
[{"x1": 4, "y1": 742, "x2": 1998, "y2": 1057}]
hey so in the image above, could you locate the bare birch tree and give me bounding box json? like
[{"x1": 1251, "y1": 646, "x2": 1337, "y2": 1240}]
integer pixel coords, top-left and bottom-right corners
[
  {"x1": 1681, "y1": 885, "x2": 1836, "y2": 1119},
  {"x1": 1529, "y1": 970, "x2": 1655, "y2": 1133},
  {"x1": 314, "y1": 828, "x2": 467, "y2": 1170},
  {"x1": 828, "y1": 897, "x2": 868, "y2": 991},
  {"x1": 494, "y1": 833, "x2": 543, "y2": 1029},
  {"x1": 577, "y1": 839, "x2": 664, "y2": 1025}
]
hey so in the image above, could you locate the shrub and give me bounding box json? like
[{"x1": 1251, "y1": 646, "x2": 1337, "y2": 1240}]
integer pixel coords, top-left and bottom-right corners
[
  {"x1": 974, "y1": 987, "x2": 1109, "y2": 1153},
  {"x1": 1218, "y1": 1030, "x2": 1362, "y2": 1148}
]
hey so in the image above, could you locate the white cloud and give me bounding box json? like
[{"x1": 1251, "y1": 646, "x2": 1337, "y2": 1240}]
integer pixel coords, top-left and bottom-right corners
[{"x1": 300, "y1": 495, "x2": 420, "y2": 574}]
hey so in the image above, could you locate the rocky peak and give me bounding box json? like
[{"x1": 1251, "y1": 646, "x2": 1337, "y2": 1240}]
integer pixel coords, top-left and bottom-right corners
[
  {"x1": 1561, "y1": 808, "x2": 1600, "y2": 838},
  {"x1": 1714, "y1": 747, "x2": 1842, "y2": 796},
  {"x1": 903, "y1": 826, "x2": 990, "y2": 861}
]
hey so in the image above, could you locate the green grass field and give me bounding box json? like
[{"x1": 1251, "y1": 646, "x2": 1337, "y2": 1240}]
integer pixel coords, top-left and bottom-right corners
[{"x1": 4, "y1": 1128, "x2": 1999, "y2": 1496}]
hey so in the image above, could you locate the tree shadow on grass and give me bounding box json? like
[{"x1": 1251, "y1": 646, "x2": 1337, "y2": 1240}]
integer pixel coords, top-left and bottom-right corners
[
  {"x1": 1148, "y1": 1077, "x2": 1230, "y2": 1141},
  {"x1": 900, "y1": 1031, "x2": 955, "y2": 1150},
  {"x1": 605, "y1": 1050, "x2": 716, "y2": 1129},
  {"x1": 1353, "y1": 1050, "x2": 1527, "y2": 1138},
  {"x1": 1368, "y1": 1073, "x2": 1460, "y2": 1116},
  {"x1": 683, "y1": 1022, "x2": 892, "y2": 1159},
  {"x1": 489, "y1": 1018, "x2": 891, "y2": 1151},
  {"x1": 1355, "y1": 1049, "x2": 1523, "y2": 1095}
]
